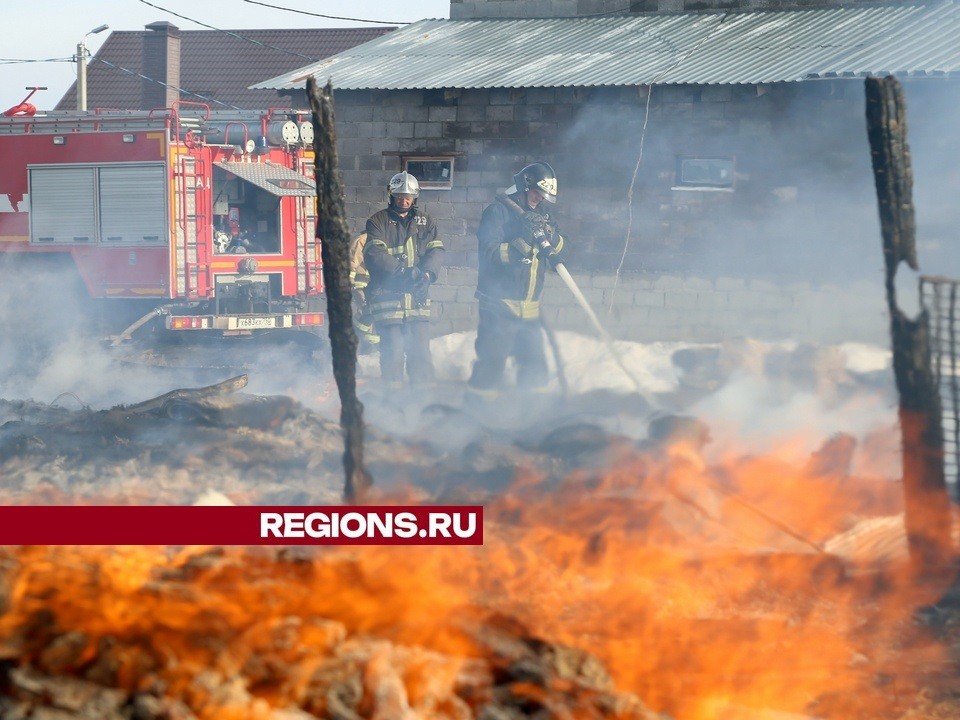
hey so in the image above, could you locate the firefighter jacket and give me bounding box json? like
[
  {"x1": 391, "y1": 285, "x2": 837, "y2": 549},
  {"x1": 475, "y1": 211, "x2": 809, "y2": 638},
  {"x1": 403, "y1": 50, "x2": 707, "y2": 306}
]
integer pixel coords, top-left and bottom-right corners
[
  {"x1": 363, "y1": 205, "x2": 444, "y2": 325},
  {"x1": 476, "y1": 195, "x2": 566, "y2": 319}
]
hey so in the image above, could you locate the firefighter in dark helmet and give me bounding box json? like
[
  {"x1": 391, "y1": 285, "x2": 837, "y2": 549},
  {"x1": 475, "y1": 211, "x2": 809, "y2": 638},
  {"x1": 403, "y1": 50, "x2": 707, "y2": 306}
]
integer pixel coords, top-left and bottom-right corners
[
  {"x1": 466, "y1": 161, "x2": 565, "y2": 400},
  {"x1": 363, "y1": 171, "x2": 444, "y2": 387}
]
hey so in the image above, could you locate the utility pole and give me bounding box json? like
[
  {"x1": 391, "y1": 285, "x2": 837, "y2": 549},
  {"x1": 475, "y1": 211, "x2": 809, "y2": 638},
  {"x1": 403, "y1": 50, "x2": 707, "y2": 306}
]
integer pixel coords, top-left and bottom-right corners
[{"x1": 76, "y1": 24, "x2": 109, "y2": 112}]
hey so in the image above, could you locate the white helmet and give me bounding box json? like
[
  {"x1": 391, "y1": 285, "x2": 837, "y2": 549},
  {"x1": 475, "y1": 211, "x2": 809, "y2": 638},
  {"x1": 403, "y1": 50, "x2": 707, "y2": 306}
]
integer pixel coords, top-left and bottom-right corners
[
  {"x1": 506, "y1": 162, "x2": 558, "y2": 204},
  {"x1": 388, "y1": 171, "x2": 420, "y2": 199}
]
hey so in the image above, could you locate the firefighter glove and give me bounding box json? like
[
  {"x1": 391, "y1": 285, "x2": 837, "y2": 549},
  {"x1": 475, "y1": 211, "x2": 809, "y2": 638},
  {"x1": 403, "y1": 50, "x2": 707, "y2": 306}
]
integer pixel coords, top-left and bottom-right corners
[
  {"x1": 412, "y1": 272, "x2": 431, "y2": 308},
  {"x1": 536, "y1": 239, "x2": 562, "y2": 269},
  {"x1": 522, "y1": 211, "x2": 552, "y2": 243},
  {"x1": 543, "y1": 248, "x2": 562, "y2": 270},
  {"x1": 396, "y1": 265, "x2": 423, "y2": 286}
]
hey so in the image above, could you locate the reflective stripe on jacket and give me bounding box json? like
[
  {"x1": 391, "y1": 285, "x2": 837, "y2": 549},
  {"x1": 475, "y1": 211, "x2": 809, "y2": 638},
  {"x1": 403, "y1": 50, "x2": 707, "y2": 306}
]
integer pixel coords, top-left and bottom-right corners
[
  {"x1": 364, "y1": 205, "x2": 444, "y2": 324},
  {"x1": 476, "y1": 195, "x2": 565, "y2": 319}
]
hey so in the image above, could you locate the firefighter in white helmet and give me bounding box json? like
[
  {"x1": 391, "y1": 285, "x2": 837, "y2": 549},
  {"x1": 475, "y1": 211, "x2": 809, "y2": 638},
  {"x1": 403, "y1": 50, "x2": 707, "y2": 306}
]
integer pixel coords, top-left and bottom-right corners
[
  {"x1": 466, "y1": 162, "x2": 565, "y2": 402},
  {"x1": 362, "y1": 171, "x2": 444, "y2": 387}
]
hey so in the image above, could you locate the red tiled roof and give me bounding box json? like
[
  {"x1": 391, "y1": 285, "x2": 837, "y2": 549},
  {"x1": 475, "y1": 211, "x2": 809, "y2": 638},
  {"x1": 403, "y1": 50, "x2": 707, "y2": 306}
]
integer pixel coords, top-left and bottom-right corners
[{"x1": 56, "y1": 25, "x2": 393, "y2": 110}]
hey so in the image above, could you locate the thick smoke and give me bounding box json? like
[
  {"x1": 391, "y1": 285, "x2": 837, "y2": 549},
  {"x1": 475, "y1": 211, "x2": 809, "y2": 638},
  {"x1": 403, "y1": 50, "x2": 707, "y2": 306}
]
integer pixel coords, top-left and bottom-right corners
[
  {"x1": 557, "y1": 78, "x2": 960, "y2": 288},
  {"x1": 0, "y1": 257, "x2": 173, "y2": 408},
  {"x1": 0, "y1": 255, "x2": 329, "y2": 411}
]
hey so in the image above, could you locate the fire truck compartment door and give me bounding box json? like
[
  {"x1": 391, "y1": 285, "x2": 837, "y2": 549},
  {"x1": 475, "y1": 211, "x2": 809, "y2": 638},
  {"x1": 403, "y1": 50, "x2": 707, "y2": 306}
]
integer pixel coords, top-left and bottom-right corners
[
  {"x1": 29, "y1": 163, "x2": 167, "y2": 245},
  {"x1": 29, "y1": 166, "x2": 97, "y2": 244},
  {"x1": 99, "y1": 165, "x2": 167, "y2": 243},
  {"x1": 214, "y1": 161, "x2": 316, "y2": 197}
]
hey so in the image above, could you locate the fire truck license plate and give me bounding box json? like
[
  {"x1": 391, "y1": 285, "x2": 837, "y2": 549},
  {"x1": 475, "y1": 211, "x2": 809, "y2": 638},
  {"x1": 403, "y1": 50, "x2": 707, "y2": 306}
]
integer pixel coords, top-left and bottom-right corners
[{"x1": 236, "y1": 317, "x2": 277, "y2": 329}]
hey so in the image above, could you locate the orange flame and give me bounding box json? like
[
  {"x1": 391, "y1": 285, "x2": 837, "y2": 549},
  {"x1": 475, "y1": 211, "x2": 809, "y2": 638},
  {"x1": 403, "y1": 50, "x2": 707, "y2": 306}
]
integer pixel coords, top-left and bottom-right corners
[{"x1": 0, "y1": 436, "x2": 956, "y2": 719}]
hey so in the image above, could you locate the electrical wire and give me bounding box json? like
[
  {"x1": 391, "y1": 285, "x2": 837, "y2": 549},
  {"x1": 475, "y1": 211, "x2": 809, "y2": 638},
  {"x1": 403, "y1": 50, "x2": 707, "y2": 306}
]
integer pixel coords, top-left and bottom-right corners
[
  {"x1": 0, "y1": 58, "x2": 74, "y2": 64},
  {"x1": 608, "y1": 12, "x2": 733, "y2": 313},
  {"x1": 242, "y1": 0, "x2": 408, "y2": 25},
  {"x1": 136, "y1": 0, "x2": 321, "y2": 62},
  {"x1": 91, "y1": 56, "x2": 243, "y2": 110}
]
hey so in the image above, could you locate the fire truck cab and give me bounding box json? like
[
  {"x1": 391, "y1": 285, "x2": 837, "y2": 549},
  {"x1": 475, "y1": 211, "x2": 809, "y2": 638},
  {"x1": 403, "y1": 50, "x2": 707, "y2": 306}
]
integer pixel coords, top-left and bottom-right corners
[{"x1": 0, "y1": 102, "x2": 324, "y2": 343}]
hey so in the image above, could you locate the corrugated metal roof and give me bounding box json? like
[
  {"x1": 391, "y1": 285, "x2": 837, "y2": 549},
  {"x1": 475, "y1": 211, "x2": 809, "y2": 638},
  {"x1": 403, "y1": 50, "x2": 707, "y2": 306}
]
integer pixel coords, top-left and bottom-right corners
[{"x1": 252, "y1": 2, "x2": 960, "y2": 90}]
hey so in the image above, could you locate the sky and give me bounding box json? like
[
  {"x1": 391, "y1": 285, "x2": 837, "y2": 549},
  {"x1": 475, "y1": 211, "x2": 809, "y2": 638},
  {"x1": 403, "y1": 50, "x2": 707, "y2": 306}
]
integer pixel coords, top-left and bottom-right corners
[{"x1": 0, "y1": 0, "x2": 450, "y2": 112}]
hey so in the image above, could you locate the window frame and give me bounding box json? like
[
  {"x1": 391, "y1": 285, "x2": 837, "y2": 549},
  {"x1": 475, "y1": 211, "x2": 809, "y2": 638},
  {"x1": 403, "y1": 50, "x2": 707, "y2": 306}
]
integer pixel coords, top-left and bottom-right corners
[
  {"x1": 401, "y1": 155, "x2": 456, "y2": 190},
  {"x1": 673, "y1": 155, "x2": 736, "y2": 191}
]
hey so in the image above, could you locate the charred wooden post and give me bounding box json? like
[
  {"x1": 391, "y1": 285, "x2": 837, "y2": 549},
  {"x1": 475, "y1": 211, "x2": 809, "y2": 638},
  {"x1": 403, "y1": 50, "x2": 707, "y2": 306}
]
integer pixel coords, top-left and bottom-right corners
[
  {"x1": 865, "y1": 76, "x2": 953, "y2": 571},
  {"x1": 307, "y1": 78, "x2": 371, "y2": 502}
]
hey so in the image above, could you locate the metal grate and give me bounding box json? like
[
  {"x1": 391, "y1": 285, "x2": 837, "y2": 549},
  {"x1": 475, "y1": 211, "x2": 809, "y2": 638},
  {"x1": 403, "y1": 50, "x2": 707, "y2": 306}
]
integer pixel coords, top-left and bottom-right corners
[{"x1": 921, "y1": 275, "x2": 960, "y2": 499}]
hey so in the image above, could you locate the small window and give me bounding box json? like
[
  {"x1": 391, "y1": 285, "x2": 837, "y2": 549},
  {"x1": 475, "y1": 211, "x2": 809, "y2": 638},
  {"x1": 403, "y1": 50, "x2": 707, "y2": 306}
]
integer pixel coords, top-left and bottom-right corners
[
  {"x1": 674, "y1": 156, "x2": 735, "y2": 190},
  {"x1": 403, "y1": 157, "x2": 454, "y2": 190}
]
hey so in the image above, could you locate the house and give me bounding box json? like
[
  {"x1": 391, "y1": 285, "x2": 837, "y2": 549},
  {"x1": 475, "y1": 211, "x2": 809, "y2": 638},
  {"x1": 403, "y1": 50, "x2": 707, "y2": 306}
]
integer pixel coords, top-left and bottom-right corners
[
  {"x1": 256, "y1": 0, "x2": 960, "y2": 345},
  {"x1": 57, "y1": 21, "x2": 394, "y2": 111}
]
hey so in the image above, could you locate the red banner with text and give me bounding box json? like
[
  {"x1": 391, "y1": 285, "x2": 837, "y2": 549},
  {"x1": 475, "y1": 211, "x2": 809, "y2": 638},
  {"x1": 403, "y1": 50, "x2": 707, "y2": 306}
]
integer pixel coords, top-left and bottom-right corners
[{"x1": 0, "y1": 506, "x2": 483, "y2": 545}]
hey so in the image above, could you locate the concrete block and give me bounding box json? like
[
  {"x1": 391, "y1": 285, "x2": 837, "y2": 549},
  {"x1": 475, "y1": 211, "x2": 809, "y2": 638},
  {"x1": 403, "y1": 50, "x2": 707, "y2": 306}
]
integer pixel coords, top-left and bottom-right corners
[
  {"x1": 515, "y1": 105, "x2": 544, "y2": 121},
  {"x1": 486, "y1": 105, "x2": 515, "y2": 121},
  {"x1": 584, "y1": 273, "x2": 619, "y2": 289},
  {"x1": 526, "y1": 88, "x2": 556, "y2": 105},
  {"x1": 355, "y1": 186, "x2": 386, "y2": 204},
  {"x1": 377, "y1": 106, "x2": 404, "y2": 122},
  {"x1": 747, "y1": 278, "x2": 779, "y2": 294},
  {"x1": 456, "y1": 105, "x2": 487, "y2": 122},
  {"x1": 401, "y1": 106, "x2": 429, "y2": 122},
  {"x1": 681, "y1": 276, "x2": 714, "y2": 291},
  {"x1": 664, "y1": 291, "x2": 700, "y2": 309},
  {"x1": 696, "y1": 290, "x2": 729, "y2": 311},
  {"x1": 356, "y1": 121, "x2": 387, "y2": 138},
  {"x1": 616, "y1": 274, "x2": 657, "y2": 291},
  {"x1": 433, "y1": 319, "x2": 457, "y2": 336},
  {"x1": 652, "y1": 274, "x2": 685, "y2": 290},
  {"x1": 444, "y1": 266, "x2": 479, "y2": 286},
  {"x1": 632, "y1": 290, "x2": 665, "y2": 307},
  {"x1": 458, "y1": 89, "x2": 490, "y2": 105},
  {"x1": 457, "y1": 286, "x2": 479, "y2": 303},
  {"x1": 428, "y1": 202, "x2": 456, "y2": 220},
  {"x1": 724, "y1": 290, "x2": 770, "y2": 310},
  {"x1": 335, "y1": 122, "x2": 359, "y2": 139},
  {"x1": 336, "y1": 105, "x2": 374, "y2": 122},
  {"x1": 414, "y1": 122, "x2": 443, "y2": 138},
  {"x1": 357, "y1": 154, "x2": 385, "y2": 172},
  {"x1": 553, "y1": 87, "x2": 579, "y2": 105},
  {"x1": 384, "y1": 121, "x2": 413, "y2": 139},
  {"x1": 715, "y1": 276, "x2": 746, "y2": 291},
  {"x1": 428, "y1": 105, "x2": 458, "y2": 122},
  {"x1": 430, "y1": 284, "x2": 459, "y2": 302},
  {"x1": 611, "y1": 305, "x2": 657, "y2": 332}
]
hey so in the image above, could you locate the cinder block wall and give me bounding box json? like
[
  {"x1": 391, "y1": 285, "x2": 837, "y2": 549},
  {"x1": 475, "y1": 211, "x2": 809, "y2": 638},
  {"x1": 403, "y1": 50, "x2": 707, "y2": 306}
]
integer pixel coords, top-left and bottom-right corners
[
  {"x1": 428, "y1": 268, "x2": 887, "y2": 345},
  {"x1": 331, "y1": 79, "x2": 955, "y2": 347}
]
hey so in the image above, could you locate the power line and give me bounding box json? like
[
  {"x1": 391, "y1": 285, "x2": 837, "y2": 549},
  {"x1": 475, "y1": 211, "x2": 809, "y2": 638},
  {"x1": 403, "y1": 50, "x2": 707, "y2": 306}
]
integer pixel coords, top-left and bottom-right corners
[
  {"x1": 136, "y1": 0, "x2": 321, "y2": 62},
  {"x1": 91, "y1": 56, "x2": 243, "y2": 110},
  {"x1": 241, "y1": 0, "x2": 407, "y2": 25},
  {"x1": 0, "y1": 58, "x2": 74, "y2": 65}
]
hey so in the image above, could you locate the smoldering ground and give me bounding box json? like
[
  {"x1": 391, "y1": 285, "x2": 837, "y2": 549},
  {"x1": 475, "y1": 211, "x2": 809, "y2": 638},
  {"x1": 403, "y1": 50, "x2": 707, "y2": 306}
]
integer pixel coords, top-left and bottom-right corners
[{"x1": 0, "y1": 290, "x2": 902, "y2": 504}]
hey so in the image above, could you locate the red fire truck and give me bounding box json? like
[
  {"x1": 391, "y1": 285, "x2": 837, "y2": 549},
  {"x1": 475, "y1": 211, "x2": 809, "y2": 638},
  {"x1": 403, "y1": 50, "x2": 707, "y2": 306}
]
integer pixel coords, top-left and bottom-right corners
[{"x1": 0, "y1": 102, "x2": 324, "y2": 348}]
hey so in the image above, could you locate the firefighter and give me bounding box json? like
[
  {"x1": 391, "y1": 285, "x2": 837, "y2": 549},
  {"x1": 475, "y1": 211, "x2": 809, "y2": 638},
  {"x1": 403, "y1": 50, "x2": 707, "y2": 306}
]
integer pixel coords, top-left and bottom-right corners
[
  {"x1": 349, "y1": 232, "x2": 380, "y2": 353},
  {"x1": 466, "y1": 161, "x2": 565, "y2": 403},
  {"x1": 363, "y1": 172, "x2": 444, "y2": 387}
]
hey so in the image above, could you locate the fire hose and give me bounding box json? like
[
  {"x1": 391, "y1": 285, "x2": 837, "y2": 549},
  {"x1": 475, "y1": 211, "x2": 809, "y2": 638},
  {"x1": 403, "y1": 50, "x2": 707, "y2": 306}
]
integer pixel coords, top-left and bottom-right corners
[
  {"x1": 110, "y1": 306, "x2": 170, "y2": 346},
  {"x1": 498, "y1": 194, "x2": 655, "y2": 406},
  {"x1": 3, "y1": 87, "x2": 44, "y2": 118}
]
